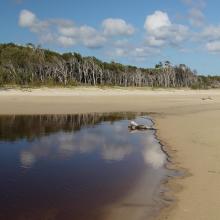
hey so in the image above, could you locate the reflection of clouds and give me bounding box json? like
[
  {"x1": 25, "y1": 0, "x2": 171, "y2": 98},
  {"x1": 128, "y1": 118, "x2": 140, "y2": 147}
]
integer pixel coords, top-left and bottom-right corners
[
  {"x1": 19, "y1": 117, "x2": 167, "y2": 170},
  {"x1": 58, "y1": 134, "x2": 78, "y2": 153},
  {"x1": 141, "y1": 134, "x2": 166, "y2": 169},
  {"x1": 20, "y1": 151, "x2": 36, "y2": 168},
  {"x1": 19, "y1": 123, "x2": 133, "y2": 168},
  {"x1": 143, "y1": 147, "x2": 166, "y2": 169},
  {"x1": 102, "y1": 144, "x2": 132, "y2": 161},
  {"x1": 114, "y1": 124, "x2": 124, "y2": 133},
  {"x1": 79, "y1": 134, "x2": 102, "y2": 153}
]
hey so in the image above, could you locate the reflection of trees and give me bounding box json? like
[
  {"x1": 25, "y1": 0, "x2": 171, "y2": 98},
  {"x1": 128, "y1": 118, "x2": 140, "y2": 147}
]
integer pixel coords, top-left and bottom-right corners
[{"x1": 0, "y1": 112, "x2": 145, "y2": 141}]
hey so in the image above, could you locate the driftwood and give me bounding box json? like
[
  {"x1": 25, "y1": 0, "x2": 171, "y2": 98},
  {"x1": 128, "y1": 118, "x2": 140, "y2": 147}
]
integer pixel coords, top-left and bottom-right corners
[
  {"x1": 201, "y1": 96, "x2": 213, "y2": 100},
  {"x1": 128, "y1": 121, "x2": 156, "y2": 131}
]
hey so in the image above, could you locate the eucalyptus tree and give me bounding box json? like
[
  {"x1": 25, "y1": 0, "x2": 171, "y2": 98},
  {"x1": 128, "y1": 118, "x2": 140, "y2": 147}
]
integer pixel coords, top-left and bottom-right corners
[{"x1": 0, "y1": 43, "x2": 211, "y2": 88}]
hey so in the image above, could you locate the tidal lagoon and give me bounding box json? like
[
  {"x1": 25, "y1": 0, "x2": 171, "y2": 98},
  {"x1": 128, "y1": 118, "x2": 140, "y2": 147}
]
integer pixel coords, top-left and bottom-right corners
[{"x1": 0, "y1": 113, "x2": 171, "y2": 220}]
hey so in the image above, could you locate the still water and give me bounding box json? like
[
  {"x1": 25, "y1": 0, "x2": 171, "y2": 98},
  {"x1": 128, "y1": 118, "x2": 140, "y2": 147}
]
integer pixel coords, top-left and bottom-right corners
[{"x1": 0, "y1": 113, "x2": 170, "y2": 220}]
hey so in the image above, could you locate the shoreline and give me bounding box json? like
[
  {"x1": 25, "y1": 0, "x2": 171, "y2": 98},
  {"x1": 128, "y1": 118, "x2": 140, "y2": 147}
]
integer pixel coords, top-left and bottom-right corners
[
  {"x1": 154, "y1": 120, "x2": 189, "y2": 220},
  {"x1": 1, "y1": 88, "x2": 220, "y2": 220},
  {"x1": 152, "y1": 116, "x2": 185, "y2": 220},
  {"x1": 154, "y1": 109, "x2": 220, "y2": 220}
]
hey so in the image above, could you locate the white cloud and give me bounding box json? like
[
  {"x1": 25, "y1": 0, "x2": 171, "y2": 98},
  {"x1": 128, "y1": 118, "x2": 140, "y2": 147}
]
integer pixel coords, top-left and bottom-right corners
[
  {"x1": 145, "y1": 36, "x2": 165, "y2": 47},
  {"x1": 183, "y1": 21, "x2": 220, "y2": 53},
  {"x1": 198, "y1": 25, "x2": 220, "y2": 52},
  {"x1": 19, "y1": 9, "x2": 107, "y2": 49},
  {"x1": 19, "y1": 9, "x2": 49, "y2": 33},
  {"x1": 113, "y1": 39, "x2": 130, "y2": 47},
  {"x1": 206, "y1": 41, "x2": 220, "y2": 53},
  {"x1": 201, "y1": 25, "x2": 220, "y2": 41},
  {"x1": 58, "y1": 25, "x2": 106, "y2": 48},
  {"x1": 144, "y1": 11, "x2": 171, "y2": 34},
  {"x1": 111, "y1": 45, "x2": 160, "y2": 61},
  {"x1": 144, "y1": 11, "x2": 189, "y2": 47},
  {"x1": 39, "y1": 33, "x2": 54, "y2": 44},
  {"x1": 133, "y1": 47, "x2": 158, "y2": 58},
  {"x1": 188, "y1": 8, "x2": 205, "y2": 27},
  {"x1": 57, "y1": 36, "x2": 76, "y2": 47},
  {"x1": 59, "y1": 26, "x2": 78, "y2": 37},
  {"x1": 83, "y1": 34, "x2": 106, "y2": 48},
  {"x1": 19, "y1": 9, "x2": 207, "y2": 57},
  {"x1": 19, "y1": 9, "x2": 37, "y2": 27},
  {"x1": 79, "y1": 26, "x2": 106, "y2": 48},
  {"x1": 102, "y1": 18, "x2": 135, "y2": 36}
]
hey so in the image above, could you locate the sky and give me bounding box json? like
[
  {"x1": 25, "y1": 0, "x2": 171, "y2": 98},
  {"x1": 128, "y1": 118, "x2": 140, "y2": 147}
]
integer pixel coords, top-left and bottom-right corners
[{"x1": 1, "y1": 0, "x2": 220, "y2": 75}]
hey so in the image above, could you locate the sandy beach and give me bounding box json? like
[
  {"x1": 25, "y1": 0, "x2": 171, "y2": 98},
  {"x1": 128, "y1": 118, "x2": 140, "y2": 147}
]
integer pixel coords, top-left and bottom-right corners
[{"x1": 1, "y1": 87, "x2": 220, "y2": 220}]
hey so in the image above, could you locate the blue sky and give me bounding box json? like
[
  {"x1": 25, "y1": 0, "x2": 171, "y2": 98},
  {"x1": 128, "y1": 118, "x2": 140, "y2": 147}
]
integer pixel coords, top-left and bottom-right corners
[{"x1": 1, "y1": 0, "x2": 220, "y2": 75}]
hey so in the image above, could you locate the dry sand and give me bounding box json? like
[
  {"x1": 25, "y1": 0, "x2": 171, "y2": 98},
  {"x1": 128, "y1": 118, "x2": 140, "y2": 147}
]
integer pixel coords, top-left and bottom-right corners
[{"x1": 1, "y1": 87, "x2": 220, "y2": 220}]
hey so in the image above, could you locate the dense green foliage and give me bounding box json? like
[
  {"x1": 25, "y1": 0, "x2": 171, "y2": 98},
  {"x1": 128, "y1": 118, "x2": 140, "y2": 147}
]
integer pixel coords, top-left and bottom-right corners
[{"x1": 0, "y1": 43, "x2": 219, "y2": 88}]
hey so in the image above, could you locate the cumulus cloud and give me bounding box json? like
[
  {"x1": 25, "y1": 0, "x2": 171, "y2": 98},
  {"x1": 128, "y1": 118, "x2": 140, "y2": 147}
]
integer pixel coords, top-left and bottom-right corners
[
  {"x1": 102, "y1": 18, "x2": 135, "y2": 36},
  {"x1": 19, "y1": 10, "x2": 49, "y2": 33},
  {"x1": 18, "y1": 10, "x2": 136, "y2": 49},
  {"x1": 19, "y1": 9, "x2": 37, "y2": 28},
  {"x1": 206, "y1": 41, "x2": 220, "y2": 53},
  {"x1": 144, "y1": 11, "x2": 189, "y2": 48},
  {"x1": 197, "y1": 25, "x2": 220, "y2": 52},
  {"x1": 58, "y1": 25, "x2": 106, "y2": 48},
  {"x1": 145, "y1": 36, "x2": 165, "y2": 47},
  {"x1": 19, "y1": 9, "x2": 106, "y2": 49},
  {"x1": 57, "y1": 36, "x2": 76, "y2": 47},
  {"x1": 59, "y1": 26, "x2": 78, "y2": 37},
  {"x1": 20, "y1": 8, "x2": 217, "y2": 57},
  {"x1": 83, "y1": 35, "x2": 106, "y2": 48},
  {"x1": 201, "y1": 25, "x2": 220, "y2": 41},
  {"x1": 75, "y1": 25, "x2": 106, "y2": 48},
  {"x1": 144, "y1": 11, "x2": 171, "y2": 33}
]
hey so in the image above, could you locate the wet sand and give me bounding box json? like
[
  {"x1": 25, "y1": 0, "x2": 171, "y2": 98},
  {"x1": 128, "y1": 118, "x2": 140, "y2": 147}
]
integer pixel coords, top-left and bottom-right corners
[{"x1": 1, "y1": 87, "x2": 220, "y2": 220}]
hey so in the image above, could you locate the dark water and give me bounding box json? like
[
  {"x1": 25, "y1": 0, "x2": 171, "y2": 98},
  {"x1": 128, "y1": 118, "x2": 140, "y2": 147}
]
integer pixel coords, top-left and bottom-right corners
[{"x1": 0, "y1": 113, "x2": 170, "y2": 220}]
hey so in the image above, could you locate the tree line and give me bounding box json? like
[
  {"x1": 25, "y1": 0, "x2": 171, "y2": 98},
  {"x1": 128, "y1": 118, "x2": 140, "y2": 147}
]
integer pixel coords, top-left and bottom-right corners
[{"x1": 0, "y1": 43, "x2": 219, "y2": 88}]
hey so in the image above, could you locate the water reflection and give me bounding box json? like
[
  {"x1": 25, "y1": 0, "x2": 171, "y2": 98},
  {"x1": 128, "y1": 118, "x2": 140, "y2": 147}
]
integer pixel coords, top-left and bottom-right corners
[
  {"x1": 20, "y1": 151, "x2": 36, "y2": 168},
  {"x1": 142, "y1": 136, "x2": 166, "y2": 169},
  {"x1": 16, "y1": 118, "x2": 165, "y2": 169},
  {"x1": 0, "y1": 113, "x2": 169, "y2": 220},
  {"x1": 0, "y1": 113, "x2": 140, "y2": 141}
]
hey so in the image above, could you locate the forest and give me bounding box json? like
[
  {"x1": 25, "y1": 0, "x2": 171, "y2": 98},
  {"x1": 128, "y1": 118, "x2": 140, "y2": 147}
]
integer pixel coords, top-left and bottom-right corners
[{"x1": 0, "y1": 43, "x2": 220, "y2": 88}]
